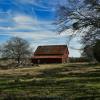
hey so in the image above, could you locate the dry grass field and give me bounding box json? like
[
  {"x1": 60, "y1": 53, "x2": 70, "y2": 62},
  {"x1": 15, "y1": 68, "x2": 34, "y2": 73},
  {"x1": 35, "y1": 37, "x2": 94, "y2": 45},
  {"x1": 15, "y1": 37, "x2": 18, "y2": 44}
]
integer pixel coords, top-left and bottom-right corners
[{"x1": 0, "y1": 63, "x2": 100, "y2": 100}]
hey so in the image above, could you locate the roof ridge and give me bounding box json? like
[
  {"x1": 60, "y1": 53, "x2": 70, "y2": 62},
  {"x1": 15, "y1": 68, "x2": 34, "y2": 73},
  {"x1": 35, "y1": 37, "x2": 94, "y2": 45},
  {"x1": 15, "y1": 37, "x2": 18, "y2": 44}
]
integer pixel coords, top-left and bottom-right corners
[{"x1": 38, "y1": 44, "x2": 67, "y2": 47}]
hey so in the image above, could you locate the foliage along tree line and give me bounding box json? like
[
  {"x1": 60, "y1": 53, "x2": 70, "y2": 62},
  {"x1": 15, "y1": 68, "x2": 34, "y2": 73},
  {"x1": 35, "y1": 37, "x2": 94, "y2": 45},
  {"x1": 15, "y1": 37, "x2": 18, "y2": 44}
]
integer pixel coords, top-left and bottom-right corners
[{"x1": 56, "y1": 0, "x2": 100, "y2": 62}]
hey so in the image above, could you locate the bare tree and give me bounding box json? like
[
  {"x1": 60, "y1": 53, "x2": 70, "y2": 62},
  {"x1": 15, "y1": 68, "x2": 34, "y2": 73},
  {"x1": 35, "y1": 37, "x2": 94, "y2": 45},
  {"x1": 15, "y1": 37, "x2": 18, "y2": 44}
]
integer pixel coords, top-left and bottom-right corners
[
  {"x1": 57, "y1": 0, "x2": 100, "y2": 32},
  {"x1": 56, "y1": 0, "x2": 100, "y2": 60},
  {"x1": 1, "y1": 37, "x2": 32, "y2": 67},
  {"x1": 81, "y1": 45, "x2": 94, "y2": 61}
]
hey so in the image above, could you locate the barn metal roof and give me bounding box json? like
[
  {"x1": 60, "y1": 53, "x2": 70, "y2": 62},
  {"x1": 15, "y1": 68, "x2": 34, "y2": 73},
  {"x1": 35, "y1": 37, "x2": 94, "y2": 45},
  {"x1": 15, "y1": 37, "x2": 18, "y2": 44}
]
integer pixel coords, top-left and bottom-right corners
[{"x1": 34, "y1": 45, "x2": 69, "y2": 55}]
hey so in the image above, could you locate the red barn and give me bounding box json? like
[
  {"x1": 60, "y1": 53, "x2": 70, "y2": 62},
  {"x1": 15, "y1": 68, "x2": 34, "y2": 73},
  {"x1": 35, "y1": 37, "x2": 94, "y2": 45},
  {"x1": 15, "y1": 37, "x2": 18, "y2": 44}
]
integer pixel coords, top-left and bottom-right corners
[{"x1": 32, "y1": 45, "x2": 69, "y2": 64}]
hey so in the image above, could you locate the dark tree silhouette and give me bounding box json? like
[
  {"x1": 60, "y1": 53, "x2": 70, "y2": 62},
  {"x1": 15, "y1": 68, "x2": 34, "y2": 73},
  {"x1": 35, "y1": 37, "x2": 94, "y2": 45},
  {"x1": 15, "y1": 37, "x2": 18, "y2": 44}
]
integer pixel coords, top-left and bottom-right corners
[
  {"x1": 56, "y1": 0, "x2": 100, "y2": 60},
  {"x1": 1, "y1": 37, "x2": 32, "y2": 66},
  {"x1": 93, "y1": 40, "x2": 100, "y2": 62},
  {"x1": 57, "y1": 0, "x2": 100, "y2": 32}
]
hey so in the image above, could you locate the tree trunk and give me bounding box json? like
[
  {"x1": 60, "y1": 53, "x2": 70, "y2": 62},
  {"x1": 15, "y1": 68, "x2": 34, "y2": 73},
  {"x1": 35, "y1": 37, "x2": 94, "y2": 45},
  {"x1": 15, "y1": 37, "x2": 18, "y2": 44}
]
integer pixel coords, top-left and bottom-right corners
[{"x1": 16, "y1": 57, "x2": 20, "y2": 67}]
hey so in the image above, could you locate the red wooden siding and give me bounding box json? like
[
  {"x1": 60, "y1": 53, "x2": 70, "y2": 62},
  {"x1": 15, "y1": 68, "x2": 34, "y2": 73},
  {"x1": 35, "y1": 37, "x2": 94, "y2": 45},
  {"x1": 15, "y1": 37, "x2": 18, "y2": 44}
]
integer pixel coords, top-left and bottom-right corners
[{"x1": 32, "y1": 45, "x2": 69, "y2": 64}]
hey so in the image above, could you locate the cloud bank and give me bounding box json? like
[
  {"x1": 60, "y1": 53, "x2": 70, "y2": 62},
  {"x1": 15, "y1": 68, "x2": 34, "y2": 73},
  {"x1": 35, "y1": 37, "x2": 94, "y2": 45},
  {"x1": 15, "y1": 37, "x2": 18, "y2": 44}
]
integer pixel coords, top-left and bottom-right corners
[{"x1": 0, "y1": 0, "x2": 81, "y2": 57}]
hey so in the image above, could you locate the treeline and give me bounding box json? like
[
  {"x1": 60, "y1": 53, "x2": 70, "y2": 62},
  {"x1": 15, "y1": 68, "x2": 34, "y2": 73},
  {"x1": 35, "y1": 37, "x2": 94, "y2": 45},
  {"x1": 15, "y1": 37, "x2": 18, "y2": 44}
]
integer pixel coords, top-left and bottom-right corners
[{"x1": 69, "y1": 57, "x2": 94, "y2": 63}]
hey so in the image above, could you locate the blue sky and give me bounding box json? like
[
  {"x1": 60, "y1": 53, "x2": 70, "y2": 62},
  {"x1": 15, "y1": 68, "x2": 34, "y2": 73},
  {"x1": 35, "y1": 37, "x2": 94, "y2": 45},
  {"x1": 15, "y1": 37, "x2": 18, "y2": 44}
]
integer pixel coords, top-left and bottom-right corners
[{"x1": 0, "y1": 0, "x2": 82, "y2": 57}]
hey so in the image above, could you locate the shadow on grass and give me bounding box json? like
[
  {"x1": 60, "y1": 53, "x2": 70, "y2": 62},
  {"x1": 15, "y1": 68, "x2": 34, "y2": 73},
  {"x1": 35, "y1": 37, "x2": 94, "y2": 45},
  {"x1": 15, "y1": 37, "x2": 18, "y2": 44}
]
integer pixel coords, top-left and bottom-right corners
[
  {"x1": 1, "y1": 94, "x2": 65, "y2": 100},
  {"x1": 72, "y1": 70, "x2": 100, "y2": 77},
  {"x1": 0, "y1": 63, "x2": 100, "y2": 100}
]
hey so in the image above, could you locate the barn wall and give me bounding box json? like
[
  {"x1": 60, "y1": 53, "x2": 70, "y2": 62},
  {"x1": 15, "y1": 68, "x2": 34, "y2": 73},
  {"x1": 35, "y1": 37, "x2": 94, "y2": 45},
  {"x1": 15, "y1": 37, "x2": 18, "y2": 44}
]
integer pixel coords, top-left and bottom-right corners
[
  {"x1": 62, "y1": 49, "x2": 69, "y2": 63},
  {"x1": 32, "y1": 58, "x2": 62, "y2": 64}
]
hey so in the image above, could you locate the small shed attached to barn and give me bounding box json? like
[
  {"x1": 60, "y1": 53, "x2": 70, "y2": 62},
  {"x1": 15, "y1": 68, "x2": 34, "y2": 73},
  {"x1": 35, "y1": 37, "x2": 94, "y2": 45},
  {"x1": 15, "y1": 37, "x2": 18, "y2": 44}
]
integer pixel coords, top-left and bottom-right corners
[{"x1": 32, "y1": 45, "x2": 69, "y2": 64}]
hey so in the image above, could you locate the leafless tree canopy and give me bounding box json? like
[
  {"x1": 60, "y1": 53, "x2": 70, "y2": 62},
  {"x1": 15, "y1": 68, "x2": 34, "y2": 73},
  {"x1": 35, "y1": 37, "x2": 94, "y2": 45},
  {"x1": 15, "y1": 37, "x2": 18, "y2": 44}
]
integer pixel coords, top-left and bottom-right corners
[
  {"x1": 56, "y1": 0, "x2": 100, "y2": 60},
  {"x1": 1, "y1": 37, "x2": 32, "y2": 66},
  {"x1": 57, "y1": 0, "x2": 100, "y2": 33}
]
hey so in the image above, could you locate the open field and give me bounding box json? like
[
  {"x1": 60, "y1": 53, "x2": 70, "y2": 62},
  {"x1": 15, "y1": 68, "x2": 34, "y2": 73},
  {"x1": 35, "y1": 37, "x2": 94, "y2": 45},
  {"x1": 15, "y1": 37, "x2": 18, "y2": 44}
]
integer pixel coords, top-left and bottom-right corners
[{"x1": 0, "y1": 63, "x2": 100, "y2": 100}]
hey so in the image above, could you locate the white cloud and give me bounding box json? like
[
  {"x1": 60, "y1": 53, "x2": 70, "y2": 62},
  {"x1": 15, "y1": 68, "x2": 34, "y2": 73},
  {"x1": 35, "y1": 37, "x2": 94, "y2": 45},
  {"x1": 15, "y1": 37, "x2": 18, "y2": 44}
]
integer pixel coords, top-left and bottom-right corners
[
  {"x1": 15, "y1": 0, "x2": 58, "y2": 12},
  {"x1": 16, "y1": 0, "x2": 55, "y2": 8},
  {"x1": 11, "y1": 14, "x2": 55, "y2": 31},
  {"x1": 0, "y1": 0, "x2": 82, "y2": 57},
  {"x1": 10, "y1": 31, "x2": 59, "y2": 40},
  {"x1": 60, "y1": 29, "x2": 74, "y2": 36},
  {"x1": 1, "y1": 17, "x2": 57, "y2": 39},
  {"x1": 13, "y1": 15, "x2": 37, "y2": 25}
]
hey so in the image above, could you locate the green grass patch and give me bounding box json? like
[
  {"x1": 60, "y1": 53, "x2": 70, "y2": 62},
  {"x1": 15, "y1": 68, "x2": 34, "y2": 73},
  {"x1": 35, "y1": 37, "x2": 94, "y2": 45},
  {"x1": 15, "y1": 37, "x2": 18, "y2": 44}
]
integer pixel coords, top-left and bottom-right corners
[{"x1": 0, "y1": 63, "x2": 100, "y2": 99}]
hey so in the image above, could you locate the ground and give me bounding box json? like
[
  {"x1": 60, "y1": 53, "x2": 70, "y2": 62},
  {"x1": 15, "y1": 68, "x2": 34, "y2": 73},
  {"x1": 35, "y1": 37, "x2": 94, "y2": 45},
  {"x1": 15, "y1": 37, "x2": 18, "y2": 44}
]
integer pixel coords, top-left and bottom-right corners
[{"x1": 0, "y1": 63, "x2": 100, "y2": 100}]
